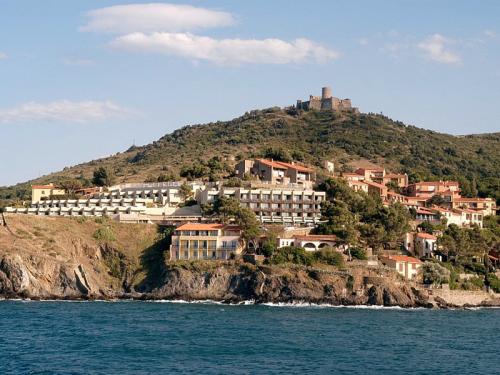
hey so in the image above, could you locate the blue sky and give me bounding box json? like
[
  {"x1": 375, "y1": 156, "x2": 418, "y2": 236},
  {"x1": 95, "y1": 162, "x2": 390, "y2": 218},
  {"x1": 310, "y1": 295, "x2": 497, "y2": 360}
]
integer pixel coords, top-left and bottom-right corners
[{"x1": 1, "y1": 0, "x2": 499, "y2": 186}]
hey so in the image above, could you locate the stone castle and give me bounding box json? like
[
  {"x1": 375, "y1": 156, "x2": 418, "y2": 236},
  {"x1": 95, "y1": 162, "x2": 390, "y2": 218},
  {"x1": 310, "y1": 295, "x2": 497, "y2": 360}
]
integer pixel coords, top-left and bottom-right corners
[{"x1": 296, "y1": 86, "x2": 358, "y2": 113}]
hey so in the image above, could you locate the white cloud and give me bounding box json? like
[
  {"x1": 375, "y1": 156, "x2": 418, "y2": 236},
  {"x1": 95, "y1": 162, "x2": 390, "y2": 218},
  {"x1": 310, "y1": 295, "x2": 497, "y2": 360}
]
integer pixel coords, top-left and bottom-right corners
[
  {"x1": 111, "y1": 32, "x2": 340, "y2": 65},
  {"x1": 417, "y1": 34, "x2": 461, "y2": 64},
  {"x1": 0, "y1": 100, "x2": 131, "y2": 124},
  {"x1": 0, "y1": 52, "x2": 7, "y2": 60},
  {"x1": 81, "y1": 3, "x2": 235, "y2": 33}
]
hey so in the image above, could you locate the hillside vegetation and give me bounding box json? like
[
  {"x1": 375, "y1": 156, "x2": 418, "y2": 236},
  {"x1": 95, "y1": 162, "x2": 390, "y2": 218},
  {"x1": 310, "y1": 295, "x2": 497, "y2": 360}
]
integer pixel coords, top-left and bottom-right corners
[{"x1": 1, "y1": 108, "x2": 499, "y2": 204}]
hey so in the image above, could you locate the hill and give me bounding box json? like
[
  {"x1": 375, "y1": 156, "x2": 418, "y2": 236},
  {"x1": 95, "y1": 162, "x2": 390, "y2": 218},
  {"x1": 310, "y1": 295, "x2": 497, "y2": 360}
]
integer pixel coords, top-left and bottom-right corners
[{"x1": 1, "y1": 108, "x2": 499, "y2": 204}]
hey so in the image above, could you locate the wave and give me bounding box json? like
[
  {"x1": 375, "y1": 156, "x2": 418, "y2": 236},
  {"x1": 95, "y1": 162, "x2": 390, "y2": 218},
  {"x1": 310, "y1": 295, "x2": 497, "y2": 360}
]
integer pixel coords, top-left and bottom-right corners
[{"x1": 1, "y1": 298, "x2": 498, "y2": 310}]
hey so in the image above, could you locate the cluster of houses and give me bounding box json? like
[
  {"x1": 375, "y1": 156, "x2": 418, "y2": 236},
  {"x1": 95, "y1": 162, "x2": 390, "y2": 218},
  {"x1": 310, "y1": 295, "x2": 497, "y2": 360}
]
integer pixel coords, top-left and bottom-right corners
[{"x1": 5, "y1": 158, "x2": 496, "y2": 281}]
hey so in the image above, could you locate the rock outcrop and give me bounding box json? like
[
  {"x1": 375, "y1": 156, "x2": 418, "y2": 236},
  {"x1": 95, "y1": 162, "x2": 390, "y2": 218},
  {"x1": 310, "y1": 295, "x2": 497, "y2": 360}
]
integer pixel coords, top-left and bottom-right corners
[{"x1": 1, "y1": 215, "x2": 499, "y2": 308}]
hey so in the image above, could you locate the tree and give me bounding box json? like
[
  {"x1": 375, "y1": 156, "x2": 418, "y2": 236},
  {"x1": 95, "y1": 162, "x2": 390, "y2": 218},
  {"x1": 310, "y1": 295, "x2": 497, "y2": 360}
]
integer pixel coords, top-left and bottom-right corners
[
  {"x1": 179, "y1": 182, "x2": 193, "y2": 202},
  {"x1": 212, "y1": 197, "x2": 261, "y2": 245},
  {"x1": 378, "y1": 203, "x2": 411, "y2": 244},
  {"x1": 261, "y1": 233, "x2": 277, "y2": 257},
  {"x1": 263, "y1": 147, "x2": 292, "y2": 163},
  {"x1": 426, "y1": 195, "x2": 446, "y2": 207},
  {"x1": 92, "y1": 167, "x2": 115, "y2": 187},
  {"x1": 235, "y1": 206, "x2": 261, "y2": 244},
  {"x1": 316, "y1": 200, "x2": 359, "y2": 245},
  {"x1": 59, "y1": 178, "x2": 83, "y2": 198},
  {"x1": 213, "y1": 196, "x2": 241, "y2": 223},
  {"x1": 421, "y1": 262, "x2": 450, "y2": 285}
]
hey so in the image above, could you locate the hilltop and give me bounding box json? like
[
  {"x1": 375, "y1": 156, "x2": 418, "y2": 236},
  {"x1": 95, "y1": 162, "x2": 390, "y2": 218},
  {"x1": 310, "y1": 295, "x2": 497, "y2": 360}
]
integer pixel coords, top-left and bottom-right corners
[{"x1": 1, "y1": 108, "x2": 499, "y2": 204}]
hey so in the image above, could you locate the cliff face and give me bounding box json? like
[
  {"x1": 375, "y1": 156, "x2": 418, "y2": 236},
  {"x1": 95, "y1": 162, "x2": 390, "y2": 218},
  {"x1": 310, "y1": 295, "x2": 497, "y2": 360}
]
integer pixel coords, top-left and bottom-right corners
[
  {"x1": 0, "y1": 215, "x2": 498, "y2": 308},
  {"x1": 150, "y1": 263, "x2": 431, "y2": 308}
]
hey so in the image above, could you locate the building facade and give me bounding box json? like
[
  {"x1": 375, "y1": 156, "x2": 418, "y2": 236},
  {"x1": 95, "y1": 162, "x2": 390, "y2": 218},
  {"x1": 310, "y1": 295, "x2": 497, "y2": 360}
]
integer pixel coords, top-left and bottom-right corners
[
  {"x1": 381, "y1": 255, "x2": 422, "y2": 280},
  {"x1": 199, "y1": 186, "x2": 325, "y2": 225},
  {"x1": 169, "y1": 223, "x2": 243, "y2": 261},
  {"x1": 31, "y1": 184, "x2": 66, "y2": 204},
  {"x1": 235, "y1": 159, "x2": 315, "y2": 189}
]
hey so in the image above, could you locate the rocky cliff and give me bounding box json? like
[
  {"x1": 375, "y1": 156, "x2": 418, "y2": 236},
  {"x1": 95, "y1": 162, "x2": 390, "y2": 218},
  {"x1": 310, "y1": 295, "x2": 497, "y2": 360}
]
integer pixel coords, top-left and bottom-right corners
[{"x1": 1, "y1": 215, "x2": 499, "y2": 308}]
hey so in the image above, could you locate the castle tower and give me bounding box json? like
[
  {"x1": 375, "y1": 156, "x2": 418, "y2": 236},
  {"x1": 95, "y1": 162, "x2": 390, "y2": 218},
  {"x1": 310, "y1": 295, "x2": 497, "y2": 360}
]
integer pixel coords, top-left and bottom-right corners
[{"x1": 321, "y1": 86, "x2": 332, "y2": 99}]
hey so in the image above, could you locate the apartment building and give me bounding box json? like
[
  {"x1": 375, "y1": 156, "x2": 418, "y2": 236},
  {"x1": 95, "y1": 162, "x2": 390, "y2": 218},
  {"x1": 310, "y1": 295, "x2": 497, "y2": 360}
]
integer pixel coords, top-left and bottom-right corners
[
  {"x1": 353, "y1": 168, "x2": 408, "y2": 187},
  {"x1": 451, "y1": 197, "x2": 496, "y2": 217},
  {"x1": 405, "y1": 181, "x2": 461, "y2": 199},
  {"x1": 169, "y1": 223, "x2": 243, "y2": 261},
  {"x1": 417, "y1": 206, "x2": 483, "y2": 228},
  {"x1": 103, "y1": 181, "x2": 205, "y2": 207},
  {"x1": 199, "y1": 186, "x2": 325, "y2": 225},
  {"x1": 236, "y1": 159, "x2": 316, "y2": 188}
]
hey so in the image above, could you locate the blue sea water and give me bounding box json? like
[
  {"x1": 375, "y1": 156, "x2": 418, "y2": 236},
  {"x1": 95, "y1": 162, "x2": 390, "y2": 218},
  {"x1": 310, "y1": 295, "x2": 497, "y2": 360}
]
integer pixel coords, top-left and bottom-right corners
[{"x1": 0, "y1": 301, "x2": 499, "y2": 374}]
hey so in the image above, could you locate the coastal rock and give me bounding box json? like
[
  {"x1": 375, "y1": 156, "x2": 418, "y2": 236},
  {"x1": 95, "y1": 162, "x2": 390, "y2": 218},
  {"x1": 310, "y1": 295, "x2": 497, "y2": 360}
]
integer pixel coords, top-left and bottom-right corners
[{"x1": 0, "y1": 216, "x2": 498, "y2": 308}]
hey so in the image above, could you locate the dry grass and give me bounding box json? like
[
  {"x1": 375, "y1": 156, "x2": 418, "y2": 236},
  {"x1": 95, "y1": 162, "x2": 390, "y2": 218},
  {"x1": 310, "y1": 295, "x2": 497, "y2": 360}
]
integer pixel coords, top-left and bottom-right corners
[{"x1": 0, "y1": 214, "x2": 160, "y2": 262}]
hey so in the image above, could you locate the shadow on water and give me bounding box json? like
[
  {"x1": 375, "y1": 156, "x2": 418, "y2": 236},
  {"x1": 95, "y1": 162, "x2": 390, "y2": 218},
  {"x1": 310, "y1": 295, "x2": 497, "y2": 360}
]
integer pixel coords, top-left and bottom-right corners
[{"x1": 135, "y1": 225, "x2": 174, "y2": 292}]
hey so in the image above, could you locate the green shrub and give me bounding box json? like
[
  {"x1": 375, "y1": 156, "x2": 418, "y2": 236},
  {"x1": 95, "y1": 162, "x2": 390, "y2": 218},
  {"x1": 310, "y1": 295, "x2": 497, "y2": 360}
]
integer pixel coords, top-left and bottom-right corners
[
  {"x1": 487, "y1": 274, "x2": 500, "y2": 293},
  {"x1": 268, "y1": 246, "x2": 313, "y2": 266},
  {"x1": 315, "y1": 248, "x2": 344, "y2": 267},
  {"x1": 469, "y1": 276, "x2": 485, "y2": 289},
  {"x1": 94, "y1": 216, "x2": 108, "y2": 224},
  {"x1": 422, "y1": 262, "x2": 450, "y2": 285},
  {"x1": 93, "y1": 226, "x2": 116, "y2": 242},
  {"x1": 349, "y1": 247, "x2": 367, "y2": 260}
]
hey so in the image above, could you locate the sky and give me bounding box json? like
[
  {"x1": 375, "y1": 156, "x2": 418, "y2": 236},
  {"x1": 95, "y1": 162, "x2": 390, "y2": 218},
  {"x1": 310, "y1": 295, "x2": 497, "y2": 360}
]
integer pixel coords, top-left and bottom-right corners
[{"x1": 1, "y1": 0, "x2": 499, "y2": 186}]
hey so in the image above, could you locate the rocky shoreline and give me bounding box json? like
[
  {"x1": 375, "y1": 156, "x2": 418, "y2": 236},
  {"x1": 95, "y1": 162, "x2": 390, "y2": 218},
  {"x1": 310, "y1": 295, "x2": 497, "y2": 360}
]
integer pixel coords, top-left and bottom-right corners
[
  {"x1": 1, "y1": 252, "x2": 499, "y2": 309},
  {"x1": 1, "y1": 216, "x2": 499, "y2": 309}
]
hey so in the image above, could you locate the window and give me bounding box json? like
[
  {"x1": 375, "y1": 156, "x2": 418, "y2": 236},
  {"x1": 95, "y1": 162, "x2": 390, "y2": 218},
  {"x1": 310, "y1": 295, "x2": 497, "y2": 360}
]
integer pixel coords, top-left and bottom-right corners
[{"x1": 399, "y1": 264, "x2": 404, "y2": 271}]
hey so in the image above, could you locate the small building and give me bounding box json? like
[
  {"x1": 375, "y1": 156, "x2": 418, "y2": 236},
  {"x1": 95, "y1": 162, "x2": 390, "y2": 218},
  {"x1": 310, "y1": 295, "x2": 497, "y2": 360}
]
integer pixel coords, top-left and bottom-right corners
[
  {"x1": 169, "y1": 223, "x2": 243, "y2": 261},
  {"x1": 405, "y1": 181, "x2": 461, "y2": 199},
  {"x1": 365, "y1": 181, "x2": 388, "y2": 200},
  {"x1": 381, "y1": 255, "x2": 422, "y2": 280},
  {"x1": 277, "y1": 234, "x2": 338, "y2": 252},
  {"x1": 346, "y1": 180, "x2": 369, "y2": 193},
  {"x1": 452, "y1": 197, "x2": 496, "y2": 217},
  {"x1": 31, "y1": 184, "x2": 66, "y2": 204},
  {"x1": 414, "y1": 232, "x2": 437, "y2": 257},
  {"x1": 355, "y1": 167, "x2": 386, "y2": 184},
  {"x1": 404, "y1": 232, "x2": 437, "y2": 257},
  {"x1": 236, "y1": 159, "x2": 316, "y2": 188}
]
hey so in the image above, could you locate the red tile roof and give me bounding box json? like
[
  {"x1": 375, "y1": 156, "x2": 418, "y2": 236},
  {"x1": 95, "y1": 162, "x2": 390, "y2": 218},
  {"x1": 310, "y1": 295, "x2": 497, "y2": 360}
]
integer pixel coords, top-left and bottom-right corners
[
  {"x1": 257, "y1": 159, "x2": 313, "y2": 173},
  {"x1": 385, "y1": 255, "x2": 422, "y2": 264},
  {"x1": 176, "y1": 223, "x2": 225, "y2": 231},
  {"x1": 455, "y1": 197, "x2": 493, "y2": 203},
  {"x1": 408, "y1": 181, "x2": 459, "y2": 187},
  {"x1": 416, "y1": 232, "x2": 437, "y2": 240},
  {"x1": 32, "y1": 184, "x2": 56, "y2": 189}
]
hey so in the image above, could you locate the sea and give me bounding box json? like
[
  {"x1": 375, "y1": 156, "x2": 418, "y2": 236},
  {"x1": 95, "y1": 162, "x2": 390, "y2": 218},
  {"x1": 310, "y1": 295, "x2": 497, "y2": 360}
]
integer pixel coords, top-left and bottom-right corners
[{"x1": 0, "y1": 300, "x2": 499, "y2": 374}]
